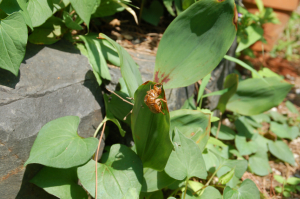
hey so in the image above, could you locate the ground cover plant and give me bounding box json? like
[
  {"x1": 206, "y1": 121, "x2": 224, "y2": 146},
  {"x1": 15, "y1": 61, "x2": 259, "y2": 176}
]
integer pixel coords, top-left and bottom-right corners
[{"x1": 2, "y1": 0, "x2": 300, "y2": 198}]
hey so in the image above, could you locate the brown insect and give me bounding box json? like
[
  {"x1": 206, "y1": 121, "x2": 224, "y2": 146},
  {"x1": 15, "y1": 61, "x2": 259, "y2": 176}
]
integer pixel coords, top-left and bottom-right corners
[{"x1": 144, "y1": 83, "x2": 167, "y2": 115}]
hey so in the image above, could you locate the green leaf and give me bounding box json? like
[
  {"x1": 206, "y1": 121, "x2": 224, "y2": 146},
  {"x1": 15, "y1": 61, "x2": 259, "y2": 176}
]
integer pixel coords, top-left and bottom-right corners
[
  {"x1": 202, "y1": 88, "x2": 230, "y2": 98},
  {"x1": 207, "y1": 137, "x2": 227, "y2": 147},
  {"x1": 63, "y1": 11, "x2": 83, "y2": 30},
  {"x1": 24, "y1": 116, "x2": 98, "y2": 168},
  {"x1": 140, "y1": 190, "x2": 164, "y2": 199},
  {"x1": 0, "y1": 11, "x2": 27, "y2": 76},
  {"x1": 227, "y1": 77, "x2": 293, "y2": 115},
  {"x1": 182, "y1": 0, "x2": 194, "y2": 10},
  {"x1": 223, "y1": 179, "x2": 260, "y2": 199},
  {"x1": 27, "y1": 0, "x2": 53, "y2": 27},
  {"x1": 268, "y1": 139, "x2": 295, "y2": 166},
  {"x1": 105, "y1": 90, "x2": 132, "y2": 126},
  {"x1": 250, "y1": 113, "x2": 270, "y2": 123},
  {"x1": 100, "y1": 33, "x2": 142, "y2": 98},
  {"x1": 216, "y1": 74, "x2": 238, "y2": 113},
  {"x1": 286, "y1": 100, "x2": 299, "y2": 114},
  {"x1": 287, "y1": 177, "x2": 300, "y2": 185},
  {"x1": 219, "y1": 168, "x2": 235, "y2": 184},
  {"x1": 197, "y1": 73, "x2": 211, "y2": 105},
  {"x1": 199, "y1": 109, "x2": 219, "y2": 122},
  {"x1": 141, "y1": 168, "x2": 176, "y2": 192},
  {"x1": 274, "y1": 175, "x2": 286, "y2": 184},
  {"x1": 163, "y1": 0, "x2": 175, "y2": 16},
  {"x1": 28, "y1": 16, "x2": 68, "y2": 45},
  {"x1": 236, "y1": 24, "x2": 263, "y2": 52},
  {"x1": 165, "y1": 128, "x2": 207, "y2": 180},
  {"x1": 30, "y1": 167, "x2": 88, "y2": 199},
  {"x1": 131, "y1": 81, "x2": 172, "y2": 171},
  {"x1": 103, "y1": 94, "x2": 126, "y2": 137},
  {"x1": 211, "y1": 124, "x2": 235, "y2": 140},
  {"x1": 269, "y1": 111, "x2": 287, "y2": 123},
  {"x1": 181, "y1": 95, "x2": 196, "y2": 110},
  {"x1": 100, "y1": 39, "x2": 120, "y2": 67},
  {"x1": 53, "y1": 0, "x2": 70, "y2": 13},
  {"x1": 253, "y1": 67, "x2": 283, "y2": 79},
  {"x1": 186, "y1": 186, "x2": 222, "y2": 199},
  {"x1": 69, "y1": 0, "x2": 98, "y2": 28},
  {"x1": 142, "y1": 0, "x2": 164, "y2": 26},
  {"x1": 92, "y1": 0, "x2": 124, "y2": 18},
  {"x1": 78, "y1": 144, "x2": 143, "y2": 199},
  {"x1": 170, "y1": 109, "x2": 211, "y2": 152},
  {"x1": 235, "y1": 134, "x2": 257, "y2": 156},
  {"x1": 154, "y1": 0, "x2": 237, "y2": 89},
  {"x1": 270, "y1": 122, "x2": 292, "y2": 139},
  {"x1": 79, "y1": 34, "x2": 111, "y2": 86},
  {"x1": 0, "y1": 0, "x2": 33, "y2": 29},
  {"x1": 249, "y1": 151, "x2": 271, "y2": 176}
]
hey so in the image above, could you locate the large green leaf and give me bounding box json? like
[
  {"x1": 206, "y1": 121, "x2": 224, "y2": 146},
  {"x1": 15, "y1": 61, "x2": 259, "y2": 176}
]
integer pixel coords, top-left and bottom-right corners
[
  {"x1": 165, "y1": 128, "x2": 207, "y2": 180},
  {"x1": 223, "y1": 179, "x2": 260, "y2": 199},
  {"x1": 131, "y1": 81, "x2": 172, "y2": 171},
  {"x1": 227, "y1": 77, "x2": 293, "y2": 115},
  {"x1": 77, "y1": 144, "x2": 143, "y2": 199},
  {"x1": 0, "y1": 12, "x2": 27, "y2": 76},
  {"x1": 24, "y1": 116, "x2": 98, "y2": 168},
  {"x1": 268, "y1": 139, "x2": 295, "y2": 166},
  {"x1": 154, "y1": 0, "x2": 237, "y2": 89},
  {"x1": 0, "y1": 0, "x2": 33, "y2": 29},
  {"x1": 249, "y1": 151, "x2": 271, "y2": 176},
  {"x1": 28, "y1": 16, "x2": 68, "y2": 45},
  {"x1": 30, "y1": 167, "x2": 88, "y2": 199},
  {"x1": 27, "y1": 0, "x2": 53, "y2": 27},
  {"x1": 170, "y1": 109, "x2": 211, "y2": 152},
  {"x1": 100, "y1": 33, "x2": 143, "y2": 98},
  {"x1": 141, "y1": 168, "x2": 176, "y2": 192},
  {"x1": 79, "y1": 34, "x2": 111, "y2": 86},
  {"x1": 216, "y1": 74, "x2": 238, "y2": 113},
  {"x1": 69, "y1": 0, "x2": 98, "y2": 28}
]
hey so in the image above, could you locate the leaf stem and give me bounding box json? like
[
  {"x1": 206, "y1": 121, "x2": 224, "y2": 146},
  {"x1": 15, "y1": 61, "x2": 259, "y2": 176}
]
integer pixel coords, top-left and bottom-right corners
[
  {"x1": 95, "y1": 121, "x2": 106, "y2": 199},
  {"x1": 93, "y1": 119, "x2": 106, "y2": 138},
  {"x1": 183, "y1": 177, "x2": 189, "y2": 199},
  {"x1": 215, "y1": 112, "x2": 222, "y2": 139}
]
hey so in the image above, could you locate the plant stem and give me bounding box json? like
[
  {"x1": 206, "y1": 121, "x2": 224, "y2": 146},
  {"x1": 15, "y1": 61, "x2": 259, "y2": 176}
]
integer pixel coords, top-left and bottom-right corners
[
  {"x1": 215, "y1": 112, "x2": 222, "y2": 139},
  {"x1": 183, "y1": 177, "x2": 189, "y2": 199},
  {"x1": 139, "y1": 0, "x2": 145, "y2": 24},
  {"x1": 93, "y1": 119, "x2": 106, "y2": 138},
  {"x1": 95, "y1": 121, "x2": 107, "y2": 199},
  {"x1": 194, "y1": 166, "x2": 221, "y2": 194}
]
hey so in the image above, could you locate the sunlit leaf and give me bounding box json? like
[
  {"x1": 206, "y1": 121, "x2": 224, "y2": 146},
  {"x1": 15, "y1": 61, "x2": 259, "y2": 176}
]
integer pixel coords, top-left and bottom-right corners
[
  {"x1": 24, "y1": 116, "x2": 98, "y2": 168},
  {"x1": 268, "y1": 139, "x2": 295, "y2": 166},
  {"x1": 69, "y1": 0, "x2": 98, "y2": 28},
  {"x1": 142, "y1": 168, "x2": 176, "y2": 192},
  {"x1": 27, "y1": 0, "x2": 52, "y2": 27},
  {"x1": 154, "y1": 0, "x2": 237, "y2": 89},
  {"x1": 223, "y1": 179, "x2": 260, "y2": 199}
]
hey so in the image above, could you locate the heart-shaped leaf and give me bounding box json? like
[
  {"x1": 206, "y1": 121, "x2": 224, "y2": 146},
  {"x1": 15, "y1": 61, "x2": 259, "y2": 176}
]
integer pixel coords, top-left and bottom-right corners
[
  {"x1": 170, "y1": 109, "x2": 211, "y2": 152},
  {"x1": 270, "y1": 122, "x2": 292, "y2": 139},
  {"x1": 223, "y1": 179, "x2": 260, "y2": 199},
  {"x1": 100, "y1": 33, "x2": 143, "y2": 98},
  {"x1": 77, "y1": 144, "x2": 143, "y2": 199},
  {"x1": 0, "y1": 12, "x2": 27, "y2": 76},
  {"x1": 141, "y1": 168, "x2": 176, "y2": 192},
  {"x1": 27, "y1": 0, "x2": 53, "y2": 27},
  {"x1": 131, "y1": 81, "x2": 173, "y2": 171},
  {"x1": 268, "y1": 139, "x2": 295, "y2": 166},
  {"x1": 30, "y1": 167, "x2": 88, "y2": 199},
  {"x1": 154, "y1": 0, "x2": 237, "y2": 89},
  {"x1": 24, "y1": 116, "x2": 98, "y2": 168},
  {"x1": 249, "y1": 151, "x2": 271, "y2": 176},
  {"x1": 165, "y1": 128, "x2": 207, "y2": 180},
  {"x1": 227, "y1": 77, "x2": 293, "y2": 115}
]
